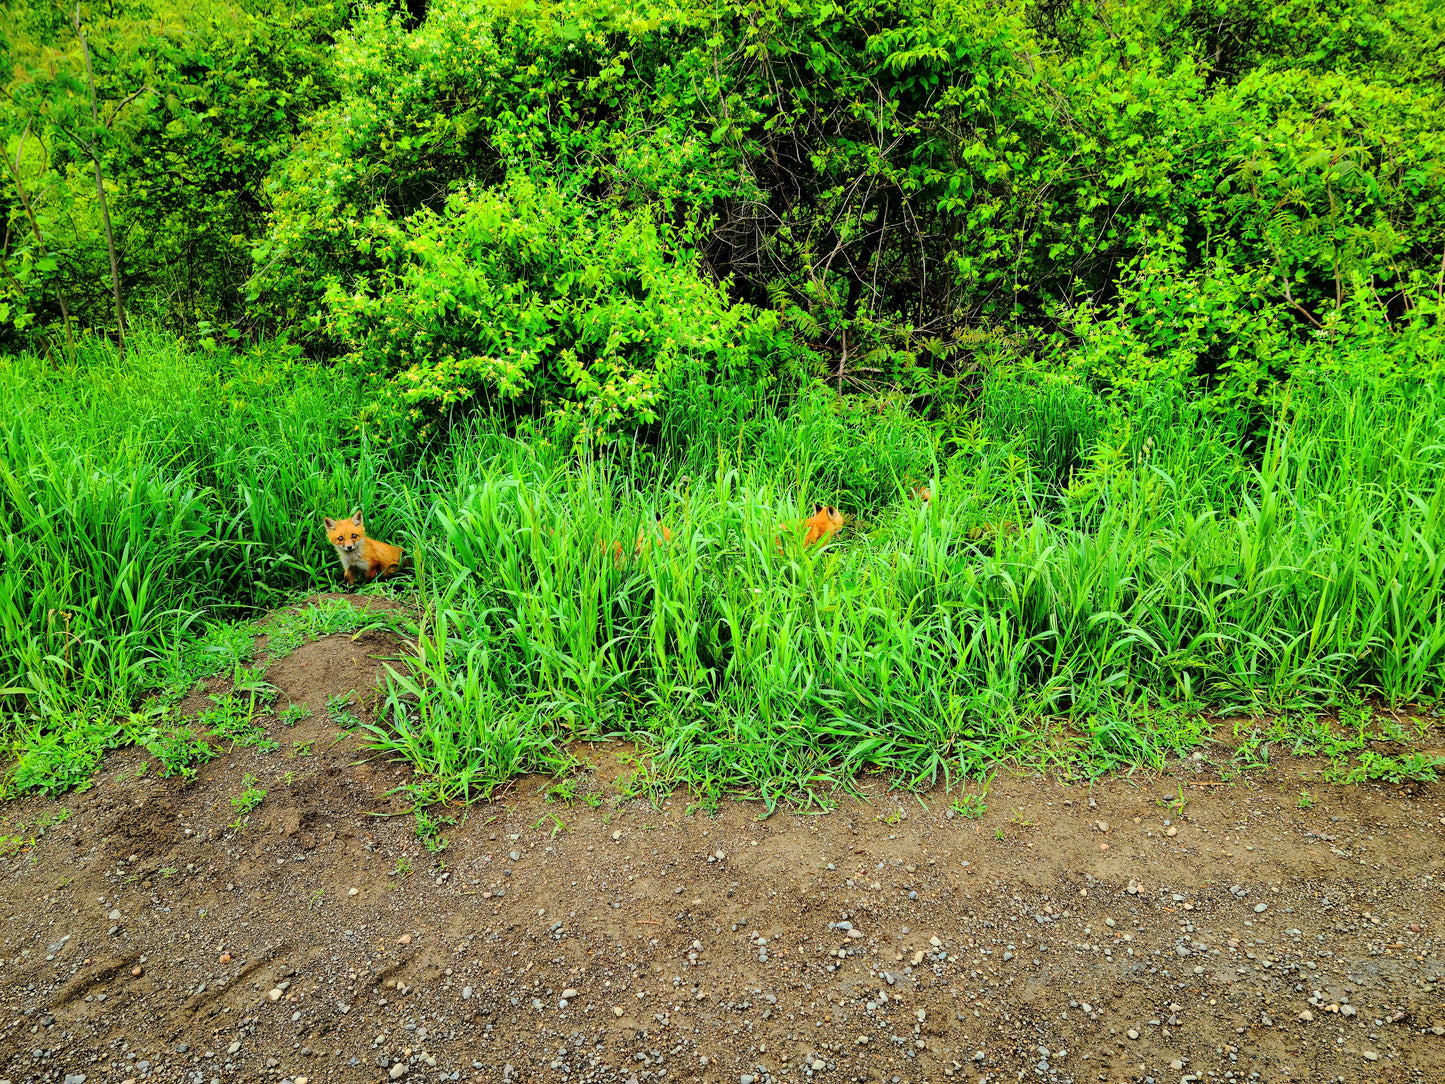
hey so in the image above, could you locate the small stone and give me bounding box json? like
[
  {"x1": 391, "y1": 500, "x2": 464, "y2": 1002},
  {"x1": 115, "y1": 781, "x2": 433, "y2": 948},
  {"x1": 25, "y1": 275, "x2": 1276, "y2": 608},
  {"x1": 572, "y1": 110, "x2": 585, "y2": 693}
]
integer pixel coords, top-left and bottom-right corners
[
  {"x1": 108, "y1": 909, "x2": 121, "y2": 921},
  {"x1": 1166, "y1": 826, "x2": 1178, "y2": 837},
  {"x1": 64, "y1": 1075, "x2": 87, "y2": 1084},
  {"x1": 1126, "y1": 883, "x2": 1139, "y2": 895},
  {"x1": 348, "y1": 888, "x2": 359, "y2": 897},
  {"x1": 130, "y1": 966, "x2": 142, "y2": 976},
  {"x1": 715, "y1": 850, "x2": 725, "y2": 861},
  {"x1": 267, "y1": 989, "x2": 283, "y2": 1002},
  {"x1": 612, "y1": 830, "x2": 622, "y2": 840},
  {"x1": 562, "y1": 988, "x2": 579, "y2": 999},
  {"x1": 389, "y1": 1065, "x2": 407, "y2": 1080},
  {"x1": 930, "y1": 936, "x2": 942, "y2": 947},
  {"x1": 1096, "y1": 821, "x2": 1109, "y2": 833},
  {"x1": 1362, "y1": 1051, "x2": 1378, "y2": 1061},
  {"x1": 219, "y1": 953, "x2": 231, "y2": 964},
  {"x1": 336, "y1": 1002, "x2": 350, "y2": 1014},
  {"x1": 1127, "y1": 1029, "x2": 1139, "y2": 1040},
  {"x1": 1254, "y1": 903, "x2": 1268, "y2": 914},
  {"x1": 296, "y1": 1078, "x2": 308, "y2": 1084},
  {"x1": 613, "y1": 1006, "x2": 624, "y2": 1017},
  {"x1": 397, "y1": 934, "x2": 412, "y2": 945},
  {"x1": 741, "y1": 1076, "x2": 756, "y2": 1084},
  {"x1": 1298, "y1": 1010, "x2": 1314, "y2": 1022},
  {"x1": 227, "y1": 1042, "x2": 241, "y2": 1055},
  {"x1": 461, "y1": 987, "x2": 472, "y2": 1000},
  {"x1": 846, "y1": 928, "x2": 864, "y2": 939},
  {"x1": 1341, "y1": 1004, "x2": 1357, "y2": 1018}
]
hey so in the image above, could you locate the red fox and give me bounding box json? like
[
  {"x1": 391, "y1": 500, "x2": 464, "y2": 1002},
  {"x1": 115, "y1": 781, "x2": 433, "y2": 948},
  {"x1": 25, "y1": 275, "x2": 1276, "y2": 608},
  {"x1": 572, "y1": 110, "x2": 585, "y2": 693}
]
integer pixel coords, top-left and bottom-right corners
[
  {"x1": 778, "y1": 503, "x2": 845, "y2": 550},
  {"x1": 603, "y1": 513, "x2": 673, "y2": 567},
  {"x1": 323, "y1": 510, "x2": 404, "y2": 585},
  {"x1": 910, "y1": 484, "x2": 932, "y2": 503}
]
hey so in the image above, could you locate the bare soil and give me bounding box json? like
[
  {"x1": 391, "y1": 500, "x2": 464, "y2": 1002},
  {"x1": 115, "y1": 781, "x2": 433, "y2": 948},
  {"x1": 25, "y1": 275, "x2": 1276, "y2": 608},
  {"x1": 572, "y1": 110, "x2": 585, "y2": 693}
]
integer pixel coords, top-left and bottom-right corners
[{"x1": 2, "y1": 598, "x2": 1443, "y2": 1084}]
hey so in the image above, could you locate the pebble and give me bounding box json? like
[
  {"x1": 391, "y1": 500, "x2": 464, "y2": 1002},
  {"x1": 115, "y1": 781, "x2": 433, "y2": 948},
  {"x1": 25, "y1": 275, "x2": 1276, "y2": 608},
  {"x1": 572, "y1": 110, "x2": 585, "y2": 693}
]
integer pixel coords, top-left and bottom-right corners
[
  {"x1": 130, "y1": 966, "x2": 142, "y2": 976},
  {"x1": 219, "y1": 953, "x2": 231, "y2": 964},
  {"x1": 1363, "y1": 1051, "x2": 1379, "y2": 1061},
  {"x1": 1127, "y1": 1029, "x2": 1139, "y2": 1040},
  {"x1": 462, "y1": 986, "x2": 472, "y2": 1000},
  {"x1": 397, "y1": 934, "x2": 412, "y2": 945},
  {"x1": 1166, "y1": 826, "x2": 1178, "y2": 836},
  {"x1": 227, "y1": 1042, "x2": 241, "y2": 1055},
  {"x1": 267, "y1": 989, "x2": 283, "y2": 1001},
  {"x1": 348, "y1": 888, "x2": 359, "y2": 897},
  {"x1": 1254, "y1": 903, "x2": 1268, "y2": 913},
  {"x1": 1096, "y1": 820, "x2": 1109, "y2": 833},
  {"x1": 1341, "y1": 1004, "x2": 1357, "y2": 1017},
  {"x1": 741, "y1": 1076, "x2": 756, "y2": 1084},
  {"x1": 613, "y1": 1006, "x2": 624, "y2": 1017},
  {"x1": 612, "y1": 830, "x2": 622, "y2": 840},
  {"x1": 108, "y1": 909, "x2": 121, "y2": 921},
  {"x1": 562, "y1": 988, "x2": 579, "y2": 999},
  {"x1": 389, "y1": 1065, "x2": 407, "y2": 1080},
  {"x1": 1298, "y1": 1010, "x2": 1314, "y2": 1022}
]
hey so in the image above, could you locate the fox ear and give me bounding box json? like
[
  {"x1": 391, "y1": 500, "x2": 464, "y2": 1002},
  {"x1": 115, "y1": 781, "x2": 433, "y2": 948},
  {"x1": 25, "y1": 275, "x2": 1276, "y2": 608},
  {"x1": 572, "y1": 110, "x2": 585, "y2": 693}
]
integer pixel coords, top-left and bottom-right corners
[
  {"x1": 350, "y1": 509, "x2": 364, "y2": 528},
  {"x1": 323, "y1": 517, "x2": 337, "y2": 530},
  {"x1": 812, "y1": 502, "x2": 822, "y2": 514}
]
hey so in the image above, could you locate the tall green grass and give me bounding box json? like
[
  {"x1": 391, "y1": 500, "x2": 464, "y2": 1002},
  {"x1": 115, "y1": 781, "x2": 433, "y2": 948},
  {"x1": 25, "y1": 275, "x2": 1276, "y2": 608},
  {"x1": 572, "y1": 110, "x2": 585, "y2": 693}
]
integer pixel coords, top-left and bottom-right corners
[{"x1": 2, "y1": 335, "x2": 1442, "y2": 800}]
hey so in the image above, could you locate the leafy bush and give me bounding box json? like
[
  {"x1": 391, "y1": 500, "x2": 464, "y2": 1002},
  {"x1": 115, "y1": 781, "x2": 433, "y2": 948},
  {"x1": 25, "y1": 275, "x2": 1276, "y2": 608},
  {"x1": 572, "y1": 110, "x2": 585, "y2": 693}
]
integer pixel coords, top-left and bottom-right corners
[{"x1": 324, "y1": 175, "x2": 795, "y2": 441}]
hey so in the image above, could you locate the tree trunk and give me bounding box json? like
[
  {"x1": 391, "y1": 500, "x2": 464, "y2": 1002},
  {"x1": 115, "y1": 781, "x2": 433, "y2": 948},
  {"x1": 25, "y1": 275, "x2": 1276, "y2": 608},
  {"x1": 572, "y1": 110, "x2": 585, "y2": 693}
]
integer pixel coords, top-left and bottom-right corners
[
  {"x1": 74, "y1": 6, "x2": 126, "y2": 359},
  {"x1": 4, "y1": 123, "x2": 75, "y2": 353}
]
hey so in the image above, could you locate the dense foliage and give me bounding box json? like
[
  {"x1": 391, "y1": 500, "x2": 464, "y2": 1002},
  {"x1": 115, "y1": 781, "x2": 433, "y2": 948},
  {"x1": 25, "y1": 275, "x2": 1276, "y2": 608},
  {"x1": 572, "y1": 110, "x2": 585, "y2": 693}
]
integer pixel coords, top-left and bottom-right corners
[{"x1": 6, "y1": 0, "x2": 1444, "y2": 429}]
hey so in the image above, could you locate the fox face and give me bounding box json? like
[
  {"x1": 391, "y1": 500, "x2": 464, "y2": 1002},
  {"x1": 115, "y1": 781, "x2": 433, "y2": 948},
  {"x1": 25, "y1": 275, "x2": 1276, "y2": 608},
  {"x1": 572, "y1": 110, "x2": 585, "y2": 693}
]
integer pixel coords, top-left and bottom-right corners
[{"x1": 324, "y1": 510, "x2": 366, "y2": 553}]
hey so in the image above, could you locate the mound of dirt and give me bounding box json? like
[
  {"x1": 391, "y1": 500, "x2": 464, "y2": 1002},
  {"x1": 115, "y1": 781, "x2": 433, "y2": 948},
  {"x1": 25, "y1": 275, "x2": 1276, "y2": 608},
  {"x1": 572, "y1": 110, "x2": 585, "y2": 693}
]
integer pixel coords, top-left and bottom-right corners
[{"x1": 1, "y1": 598, "x2": 1442, "y2": 1084}]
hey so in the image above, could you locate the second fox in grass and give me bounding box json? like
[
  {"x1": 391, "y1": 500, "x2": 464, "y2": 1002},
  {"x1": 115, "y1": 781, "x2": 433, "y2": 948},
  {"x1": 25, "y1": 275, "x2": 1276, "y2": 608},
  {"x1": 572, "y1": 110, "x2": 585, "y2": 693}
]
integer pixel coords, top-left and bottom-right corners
[{"x1": 323, "y1": 510, "x2": 404, "y2": 585}]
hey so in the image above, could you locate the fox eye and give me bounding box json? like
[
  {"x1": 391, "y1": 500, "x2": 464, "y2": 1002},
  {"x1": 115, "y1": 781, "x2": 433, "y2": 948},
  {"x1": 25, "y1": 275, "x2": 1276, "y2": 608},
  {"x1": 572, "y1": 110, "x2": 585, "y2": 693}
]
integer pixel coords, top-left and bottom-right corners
[{"x1": 351, "y1": 533, "x2": 358, "y2": 539}]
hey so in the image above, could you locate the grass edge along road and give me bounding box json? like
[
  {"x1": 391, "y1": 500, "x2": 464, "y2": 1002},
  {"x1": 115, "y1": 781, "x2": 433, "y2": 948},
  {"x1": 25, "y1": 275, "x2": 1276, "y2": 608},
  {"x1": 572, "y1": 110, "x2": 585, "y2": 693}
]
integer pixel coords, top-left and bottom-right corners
[{"x1": 1, "y1": 334, "x2": 1443, "y2": 808}]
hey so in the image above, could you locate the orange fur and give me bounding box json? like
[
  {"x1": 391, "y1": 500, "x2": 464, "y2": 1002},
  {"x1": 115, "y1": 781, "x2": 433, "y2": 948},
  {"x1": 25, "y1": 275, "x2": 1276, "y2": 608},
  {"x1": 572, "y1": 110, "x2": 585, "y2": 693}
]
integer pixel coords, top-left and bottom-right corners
[
  {"x1": 606, "y1": 514, "x2": 673, "y2": 566},
  {"x1": 323, "y1": 510, "x2": 404, "y2": 585},
  {"x1": 778, "y1": 503, "x2": 845, "y2": 550}
]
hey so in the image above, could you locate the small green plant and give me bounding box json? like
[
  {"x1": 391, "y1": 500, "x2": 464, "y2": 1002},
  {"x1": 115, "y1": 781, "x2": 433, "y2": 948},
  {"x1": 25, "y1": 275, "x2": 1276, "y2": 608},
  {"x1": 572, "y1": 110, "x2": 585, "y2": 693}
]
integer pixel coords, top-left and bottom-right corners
[
  {"x1": 327, "y1": 691, "x2": 362, "y2": 730},
  {"x1": 281, "y1": 770, "x2": 296, "y2": 785},
  {"x1": 949, "y1": 794, "x2": 988, "y2": 819},
  {"x1": 393, "y1": 855, "x2": 413, "y2": 877},
  {"x1": 159, "y1": 866, "x2": 177, "y2": 878},
  {"x1": 309, "y1": 887, "x2": 325, "y2": 908},
  {"x1": 545, "y1": 778, "x2": 577, "y2": 804},
  {"x1": 292, "y1": 740, "x2": 314, "y2": 757},
  {"x1": 230, "y1": 663, "x2": 277, "y2": 703},
  {"x1": 200, "y1": 694, "x2": 279, "y2": 753},
  {"x1": 277, "y1": 703, "x2": 313, "y2": 727},
  {"x1": 1298, "y1": 790, "x2": 1314, "y2": 810},
  {"x1": 139, "y1": 724, "x2": 218, "y2": 781},
  {"x1": 535, "y1": 811, "x2": 567, "y2": 838},
  {"x1": 1159, "y1": 784, "x2": 1188, "y2": 814},
  {"x1": 583, "y1": 791, "x2": 603, "y2": 809},
  {"x1": 230, "y1": 774, "x2": 267, "y2": 816},
  {"x1": 414, "y1": 808, "x2": 455, "y2": 854}
]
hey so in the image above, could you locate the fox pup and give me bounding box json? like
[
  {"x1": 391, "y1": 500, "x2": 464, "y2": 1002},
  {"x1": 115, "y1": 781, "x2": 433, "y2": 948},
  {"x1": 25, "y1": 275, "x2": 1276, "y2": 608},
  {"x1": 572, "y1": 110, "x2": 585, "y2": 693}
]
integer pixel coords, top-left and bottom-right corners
[
  {"x1": 602, "y1": 513, "x2": 673, "y2": 567},
  {"x1": 323, "y1": 510, "x2": 404, "y2": 585},
  {"x1": 778, "y1": 503, "x2": 844, "y2": 550}
]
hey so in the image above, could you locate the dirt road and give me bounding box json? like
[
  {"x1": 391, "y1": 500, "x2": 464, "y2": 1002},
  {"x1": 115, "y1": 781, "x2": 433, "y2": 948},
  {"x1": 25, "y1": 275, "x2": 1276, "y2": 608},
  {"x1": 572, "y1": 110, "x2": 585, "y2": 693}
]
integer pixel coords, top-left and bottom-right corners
[{"x1": 1, "y1": 607, "x2": 1442, "y2": 1084}]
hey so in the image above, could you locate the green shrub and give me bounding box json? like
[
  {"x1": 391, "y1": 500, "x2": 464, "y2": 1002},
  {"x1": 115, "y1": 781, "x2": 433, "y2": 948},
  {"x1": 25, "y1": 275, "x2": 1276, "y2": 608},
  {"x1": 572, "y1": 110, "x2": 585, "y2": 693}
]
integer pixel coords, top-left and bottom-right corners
[{"x1": 324, "y1": 175, "x2": 794, "y2": 442}]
